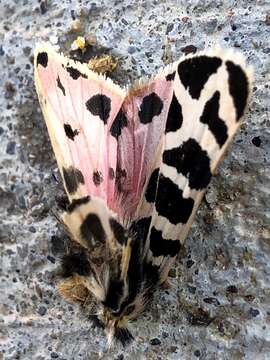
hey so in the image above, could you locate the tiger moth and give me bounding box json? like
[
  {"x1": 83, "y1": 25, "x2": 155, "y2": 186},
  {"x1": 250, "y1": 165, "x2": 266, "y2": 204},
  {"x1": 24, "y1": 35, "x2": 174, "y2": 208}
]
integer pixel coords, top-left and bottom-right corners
[{"x1": 34, "y1": 43, "x2": 253, "y2": 345}]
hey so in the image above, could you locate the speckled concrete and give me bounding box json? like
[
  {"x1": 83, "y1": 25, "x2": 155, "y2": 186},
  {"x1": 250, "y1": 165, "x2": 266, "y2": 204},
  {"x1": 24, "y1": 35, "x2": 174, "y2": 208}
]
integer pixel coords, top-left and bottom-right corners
[{"x1": 0, "y1": 1, "x2": 270, "y2": 359}]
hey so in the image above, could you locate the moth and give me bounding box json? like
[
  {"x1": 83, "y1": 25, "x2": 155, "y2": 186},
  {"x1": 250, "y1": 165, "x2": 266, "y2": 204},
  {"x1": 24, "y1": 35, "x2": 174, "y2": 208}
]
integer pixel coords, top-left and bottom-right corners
[{"x1": 34, "y1": 43, "x2": 252, "y2": 345}]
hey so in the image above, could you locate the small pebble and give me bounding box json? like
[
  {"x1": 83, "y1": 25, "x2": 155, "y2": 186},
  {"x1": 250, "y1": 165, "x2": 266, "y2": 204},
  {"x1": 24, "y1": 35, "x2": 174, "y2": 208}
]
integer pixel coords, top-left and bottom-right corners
[
  {"x1": 249, "y1": 308, "x2": 260, "y2": 317},
  {"x1": 23, "y1": 46, "x2": 32, "y2": 56},
  {"x1": 47, "y1": 255, "x2": 56, "y2": 264},
  {"x1": 226, "y1": 285, "x2": 238, "y2": 294},
  {"x1": 70, "y1": 9, "x2": 76, "y2": 20},
  {"x1": 150, "y1": 338, "x2": 161, "y2": 346},
  {"x1": 188, "y1": 285, "x2": 196, "y2": 294},
  {"x1": 194, "y1": 349, "x2": 201, "y2": 357},
  {"x1": 262, "y1": 47, "x2": 270, "y2": 54},
  {"x1": 252, "y1": 136, "x2": 261, "y2": 147},
  {"x1": 29, "y1": 226, "x2": 36, "y2": 233},
  {"x1": 162, "y1": 331, "x2": 169, "y2": 338},
  {"x1": 205, "y1": 18, "x2": 218, "y2": 33},
  {"x1": 6, "y1": 141, "x2": 16, "y2": 155},
  {"x1": 121, "y1": 18, "x2": 128, "y2": 25},
  {"x1": 115, "y1": 355, "x2": 124, "y2": 360},
  {"x1": 6, "y1": 55, "x2": 15, "y2": 64},
  {"x1": 17, "y1": 195, "x2": 27, "y2": 210},
  {"x1": 203, "y1": 297, "x2": 220, "y2": 306},
  {"x1": 127, "y1": 45, "x2": 136, "y2": 54},
  {"x1": 51, "y1": 352, "x2": 59, "y2": 359},
  {"x1": 38, "y1": 305, "x2": 47, "y2": 316},
  {"x1": 40, "y1": 0, "x2": 48, "y2": 14},
  {"x1": 170, "y1": 346, "x2": 178, "y2": 353},
  {"x1": 166, "y1": 23, "x2": 174, "y2": 34},
  {"x1": 181, "y1": 45, "x2": 197, "y2": 54},
  {"x1": 186, "y1": 259, "x2": 194, "y2": 268}
]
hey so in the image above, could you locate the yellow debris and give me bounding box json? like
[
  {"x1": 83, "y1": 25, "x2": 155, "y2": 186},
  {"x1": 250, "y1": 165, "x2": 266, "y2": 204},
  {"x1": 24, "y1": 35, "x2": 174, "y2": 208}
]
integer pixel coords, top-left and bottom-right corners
[{"x1": 88, "y1": 54, "x2": 118, "y2": 74}]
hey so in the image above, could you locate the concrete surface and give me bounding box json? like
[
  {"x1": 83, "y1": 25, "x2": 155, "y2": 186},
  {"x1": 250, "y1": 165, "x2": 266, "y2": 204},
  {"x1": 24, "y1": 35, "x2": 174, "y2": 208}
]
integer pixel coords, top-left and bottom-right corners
[{"x1": 0, "y1": 1, "x2": 269, "y2": 359}]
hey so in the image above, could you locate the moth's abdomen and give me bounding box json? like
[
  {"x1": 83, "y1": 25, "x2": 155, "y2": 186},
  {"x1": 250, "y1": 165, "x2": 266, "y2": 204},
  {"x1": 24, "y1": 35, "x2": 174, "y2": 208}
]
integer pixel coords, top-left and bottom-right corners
[{"x1": 60, "y1": 196, "x2": 160, "y2": 345}]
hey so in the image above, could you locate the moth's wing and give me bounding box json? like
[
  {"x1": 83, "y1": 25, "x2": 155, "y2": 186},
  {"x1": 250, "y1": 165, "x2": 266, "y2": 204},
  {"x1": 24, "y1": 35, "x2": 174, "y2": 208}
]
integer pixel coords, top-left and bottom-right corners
[
  {"x1": 114, "y1": 72, "x2": 176, "y2": 222},
  {"x1": 35, "y1": 45, "x2": 135, "y2": 311},
  {"x1": 58, "y1": 64, "x2": 178, "y2": 321},
  {"x1": 130, "y1": 48, "x2": 253, "y2": 281},
  {"x1": 34, "y1": 43, "x2": 126, "y2": 215}
]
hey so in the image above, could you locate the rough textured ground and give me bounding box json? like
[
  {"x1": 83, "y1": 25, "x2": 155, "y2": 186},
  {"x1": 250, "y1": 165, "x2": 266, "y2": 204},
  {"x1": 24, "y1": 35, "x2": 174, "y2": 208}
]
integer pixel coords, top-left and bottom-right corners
[{"x1": 0, "y1": 1, "x2": 270, "y2": 359}]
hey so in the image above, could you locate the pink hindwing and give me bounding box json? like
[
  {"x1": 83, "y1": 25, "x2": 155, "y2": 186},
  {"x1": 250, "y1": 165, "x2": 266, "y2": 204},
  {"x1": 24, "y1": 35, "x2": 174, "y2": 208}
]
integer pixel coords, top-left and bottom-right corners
[{"x1": 34, "y1": 43, "x2": 252, "y2": 345}]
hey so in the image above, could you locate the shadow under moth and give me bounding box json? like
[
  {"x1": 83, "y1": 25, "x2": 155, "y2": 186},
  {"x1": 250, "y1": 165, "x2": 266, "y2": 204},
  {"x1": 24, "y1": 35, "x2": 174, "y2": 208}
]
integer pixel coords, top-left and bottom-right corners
[{"x1": 34, "y1": 43, "x2": 252, "y2": 346}]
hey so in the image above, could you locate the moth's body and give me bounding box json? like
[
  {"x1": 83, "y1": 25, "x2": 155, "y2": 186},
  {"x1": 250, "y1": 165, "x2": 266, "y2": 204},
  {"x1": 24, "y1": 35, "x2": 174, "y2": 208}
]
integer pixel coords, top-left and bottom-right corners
[
  {"x1": 59, "y1": 195, "x2": 162, "y2": 344},
  {"x1": 34, "y1": 44, "x2": 252, "y2": 345}
]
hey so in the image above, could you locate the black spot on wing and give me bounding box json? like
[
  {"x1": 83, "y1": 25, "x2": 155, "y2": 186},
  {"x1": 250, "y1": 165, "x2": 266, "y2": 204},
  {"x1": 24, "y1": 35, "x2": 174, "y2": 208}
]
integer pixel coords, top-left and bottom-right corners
[
  {"x1": 57, "y1": 76, "x2": 66, "y2": 95},
  {"x1": 93, "y1": 170, "x2": 103, "y2": 186},
  {"x1": 200, "y1": 91, "x2": 228, "y2": 147},
  {"x1": 166, "y1": 71, "x2": 176, "y2": 81},
  {"x1": 162, "y1": 139, "x2": 212, "y2": 190},
  {"x1": 37, "y1": 52, "x2": 48, "y2": 67},
  {"x1": 226, "y1": 60, "x2": 249, "y2": 121},
  {"x1": 165, "y1": 93, "x2": 183, "y2": 133},
  {"x1": 116, "y1": 167, "x2": 127, "y2": 179},
  {"x1": 116, "y1": 167, "x2": 127, "y2": 192},
  {"x1": 178, "y1": 56, "x2": 222, "y2": 99},
  {"x1": 63, "y1": 166, "x2": 85, "y2": 194},
  {"x1": 109, "y1": 167, "x2": 115, "y2": 180},
  {"x1": 150, "y1": 227, "x2": 181, "y2": 257},
  {"x1": 109, "y1": 218, "x2": 127, "y2": 245},
  {"x1": 138, "y1": 92, "x2": 163, "y2": 124},
  {"x1": 66, "y1": 66, "x2": 87, "y2": 80},
  {"x1": 85, "y1": 94, "x2": 111, "y2": 123},
  {"x1": 155, "y1": 174, "x2": 194, "y2": 225},
  {"x1": 67, "y1": 196, "x2": 91, "y2": 213},
  {"x1": 80, "y1": 213, "x2": 106, "y2": 247},
  {"x1": 64, "y1": 123, "x2": 79, "y2": 141},
  {"x1": 145, "y1": 168, "x2": 159, "y2": 203},
  {"x1": 110, "y1": 109, "x2": 128, "y2": 139}
]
